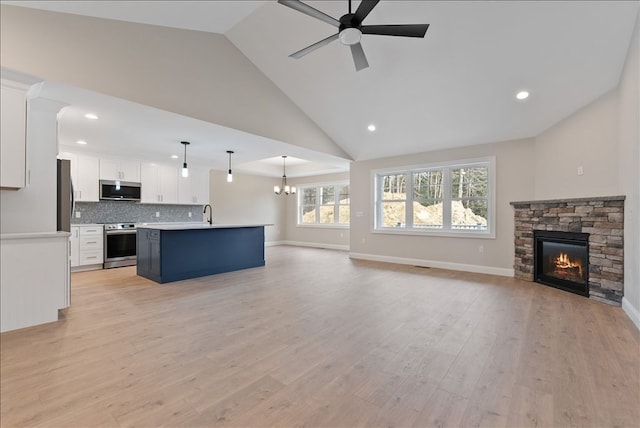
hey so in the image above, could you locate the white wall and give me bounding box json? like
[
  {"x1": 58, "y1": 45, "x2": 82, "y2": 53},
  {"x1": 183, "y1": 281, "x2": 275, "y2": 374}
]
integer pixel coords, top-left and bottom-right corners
[
  {"x1": 0, "y1": 96, "x2": 67, "y2": 234},
  {"x1": 0, "y1": 5, "x2": 349, "y2": 161},
  {"x1": 617, "y1": 11, "x2": 640, "y2": 327},
  {"x1": 285, "y1": 172, "x2": 350, "y2": 249},
  {"x1": 209, "y1": 170, "x2": 285, "y2": 244},
  {"x1": 349, "y1": 139, "x2": 536, "y2": 275},
  {"x1": 534, "y1": 90, "x2": 620, "y2": 200}
]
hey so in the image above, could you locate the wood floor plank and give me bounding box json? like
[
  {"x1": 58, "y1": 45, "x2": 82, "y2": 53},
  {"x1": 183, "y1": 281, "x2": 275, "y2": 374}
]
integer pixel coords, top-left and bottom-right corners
[{"x1": 1, "y1": 246, "x2": 638, "y2": 427}]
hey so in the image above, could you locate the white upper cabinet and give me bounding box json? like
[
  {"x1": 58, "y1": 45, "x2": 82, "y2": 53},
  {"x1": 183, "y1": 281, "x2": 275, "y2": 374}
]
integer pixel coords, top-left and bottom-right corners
[
  {"x1": 0, "y1": 81, "x2": 28, "y2": 189},
  {"x1": 99, "y1": 158, "x2": 140, "y2": 182},
  {"x1": 178, "y1": 167, "x2": 209, "y2": 205},
  {"x1": 141, "y1": 162, "x2": 178, "y2": 204},
  {"x1": 59, "y1": 152, "x2": 99, "y2": 202}
]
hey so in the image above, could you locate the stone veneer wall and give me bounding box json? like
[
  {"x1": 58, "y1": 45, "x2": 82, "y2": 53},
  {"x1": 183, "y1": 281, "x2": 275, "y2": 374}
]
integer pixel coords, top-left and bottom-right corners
[{"x1": 511, "y1": 196, "x2": 625, "y2": 305}]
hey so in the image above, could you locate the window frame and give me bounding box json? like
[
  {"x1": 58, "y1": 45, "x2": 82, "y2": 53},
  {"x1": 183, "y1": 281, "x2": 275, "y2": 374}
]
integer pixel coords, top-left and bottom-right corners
[
  {"x1": 297, "y1": 181, "x2": 350, "y2": 228},
  {"x1": 372, "y1": 157, "x2": 496, "y2": 238}
]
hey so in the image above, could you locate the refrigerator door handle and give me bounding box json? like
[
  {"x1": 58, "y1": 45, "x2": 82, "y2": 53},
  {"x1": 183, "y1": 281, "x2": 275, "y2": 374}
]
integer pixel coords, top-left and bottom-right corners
[{"x1": 71, "y1": 178, "x2": 75, "y2": 219}]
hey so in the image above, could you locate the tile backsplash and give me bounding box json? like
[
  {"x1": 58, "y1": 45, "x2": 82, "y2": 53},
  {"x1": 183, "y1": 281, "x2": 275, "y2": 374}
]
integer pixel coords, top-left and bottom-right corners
[{"x1": 73, "y1": 201, "x2": 204, "y2": 224}]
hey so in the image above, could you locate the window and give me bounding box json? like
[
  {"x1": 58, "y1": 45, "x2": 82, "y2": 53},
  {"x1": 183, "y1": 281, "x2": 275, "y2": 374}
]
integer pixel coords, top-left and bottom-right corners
[
  {"x1": 374, "y1": 157, "x2": 494, "y2": 237},
  {"x1": 298, "y1": 182, "x2": 350, "y2": 227}
]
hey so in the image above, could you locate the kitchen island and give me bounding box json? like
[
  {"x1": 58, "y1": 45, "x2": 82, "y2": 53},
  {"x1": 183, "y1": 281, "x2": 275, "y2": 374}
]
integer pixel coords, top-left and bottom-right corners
[{"x1": 136, "y1": 223, "x2": 269, "y2": 284}]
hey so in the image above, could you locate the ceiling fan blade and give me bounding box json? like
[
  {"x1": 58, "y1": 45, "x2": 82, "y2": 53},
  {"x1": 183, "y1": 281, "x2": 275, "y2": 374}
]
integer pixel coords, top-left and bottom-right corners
[
  {"x1": 361, "y1": 24, "x2": 430, "y2": 38},
  {"x1": 350, "y1": 43, "x2": 369, "y2": 71},
  {"x1": 354, "y1": 0, "x2": 380, "y2": 23},
  {"x1": 278, "y1": 0, "x2": 340, "y2": 27},
  {"x1": 290, "y1": 33, "x2": 339, "y2": 59}
]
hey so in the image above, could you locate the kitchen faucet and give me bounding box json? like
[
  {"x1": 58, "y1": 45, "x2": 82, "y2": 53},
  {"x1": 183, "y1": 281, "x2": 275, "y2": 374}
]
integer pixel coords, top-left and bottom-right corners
[{"x1": 203, "y1": 204, "x2": 212, "y2": 225}]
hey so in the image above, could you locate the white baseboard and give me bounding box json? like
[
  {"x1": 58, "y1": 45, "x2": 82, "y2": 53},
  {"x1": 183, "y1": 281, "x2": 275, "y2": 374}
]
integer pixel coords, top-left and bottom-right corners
[
  {"x1": 265, "y1": 240, "x2": 286, "y2": 247},
  {"x1": 348, "y1": 252, "x2": 515, "y2": 277},
  {"x1": 280, "y1": 240, "x2": 349, "y2": 251},
  {"x1": 622, "y1": 297, "x2": 640, "y2": 330}
]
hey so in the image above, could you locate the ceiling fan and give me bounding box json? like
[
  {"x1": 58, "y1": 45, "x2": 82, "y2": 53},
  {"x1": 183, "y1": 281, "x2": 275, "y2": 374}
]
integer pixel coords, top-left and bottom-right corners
[{"x1": 278, "y1": 0, "x2": 429, "y2": 71}]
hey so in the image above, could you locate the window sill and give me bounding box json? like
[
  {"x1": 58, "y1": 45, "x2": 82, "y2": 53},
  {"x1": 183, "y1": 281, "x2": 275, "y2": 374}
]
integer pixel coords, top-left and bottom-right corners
[
  {"x1": 372, "y1": 228, "x2": 495, "y2": 239},
  {"x1": 297, "y1": 224, "x2": 350, "y2": 229}
]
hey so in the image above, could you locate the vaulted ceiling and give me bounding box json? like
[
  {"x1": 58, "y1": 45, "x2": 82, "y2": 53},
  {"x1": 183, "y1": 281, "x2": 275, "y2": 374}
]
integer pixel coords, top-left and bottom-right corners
[{"x1": 3, "y1": 1, "x2": 638, "y2": 173}]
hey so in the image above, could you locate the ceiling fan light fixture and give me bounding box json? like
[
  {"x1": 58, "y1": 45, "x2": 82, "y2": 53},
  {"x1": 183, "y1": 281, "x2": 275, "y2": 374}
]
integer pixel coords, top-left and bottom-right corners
[
  {"x1": 516, "y1": 90, "x2": 530, "y2": 100},
  {"x1": 339, "y1": 27, "x2": 362, "y2": 45},
  {"x1": 368, "y1": 124, "x2": 376, "y2": 132}
]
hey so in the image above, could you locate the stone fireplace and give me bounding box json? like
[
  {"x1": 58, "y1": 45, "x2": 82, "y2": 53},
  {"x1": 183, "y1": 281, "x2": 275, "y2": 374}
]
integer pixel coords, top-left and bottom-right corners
[{"x1": 511, "y1": 196, "x2": 624, "y2": 305}]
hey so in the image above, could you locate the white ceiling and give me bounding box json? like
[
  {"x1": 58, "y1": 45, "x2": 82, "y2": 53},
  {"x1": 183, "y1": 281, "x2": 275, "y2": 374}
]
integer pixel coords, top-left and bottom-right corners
[
  {"x1": 4, "y1": 1, "x2": 639, "y2": 169},
  {"x1": 38, "y1": 81, "x2": 348, "y2": 177}
]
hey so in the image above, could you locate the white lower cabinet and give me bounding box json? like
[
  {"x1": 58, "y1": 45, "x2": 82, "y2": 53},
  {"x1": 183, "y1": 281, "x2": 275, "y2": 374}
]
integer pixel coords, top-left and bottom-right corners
[{"x1": 70, "y1": 225, "x2": 103, "y2": 270}]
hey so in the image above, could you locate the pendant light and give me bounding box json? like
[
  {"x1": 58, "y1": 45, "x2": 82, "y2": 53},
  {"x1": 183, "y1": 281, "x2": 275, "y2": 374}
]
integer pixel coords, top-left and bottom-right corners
[
  {"x1": 274, "y1": 155, "x2": 296, "y2": 195},
  {"x1": 226, "y1": 150, "x2": 234, "y2": 183},
  {"x1": 181, "y1": 141, "x2": 190, "y2": 178}
]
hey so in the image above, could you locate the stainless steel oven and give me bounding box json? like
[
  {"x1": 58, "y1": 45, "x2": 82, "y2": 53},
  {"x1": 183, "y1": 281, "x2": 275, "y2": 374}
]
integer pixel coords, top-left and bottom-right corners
[{"x1": 104, "y1": 223, "x2": 137, "y2": 268}]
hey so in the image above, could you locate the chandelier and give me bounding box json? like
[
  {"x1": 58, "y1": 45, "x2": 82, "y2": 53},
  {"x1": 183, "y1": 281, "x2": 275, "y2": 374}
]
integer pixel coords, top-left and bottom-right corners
[{"x1": 274, "y1": 155, "x2": 296, "y2": 195}]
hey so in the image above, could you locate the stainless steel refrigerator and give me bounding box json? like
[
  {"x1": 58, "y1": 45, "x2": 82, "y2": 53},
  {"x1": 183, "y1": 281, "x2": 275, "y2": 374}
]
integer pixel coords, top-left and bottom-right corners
[{"x1": 57, "y1": 159, "x2": 73, "y2": 232}]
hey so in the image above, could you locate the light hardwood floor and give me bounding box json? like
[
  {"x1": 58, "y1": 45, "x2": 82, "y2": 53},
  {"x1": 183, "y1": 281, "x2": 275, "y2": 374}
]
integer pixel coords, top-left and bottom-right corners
[{"x1": 1, "y1": 246, "x2": 638, "y2": 427}]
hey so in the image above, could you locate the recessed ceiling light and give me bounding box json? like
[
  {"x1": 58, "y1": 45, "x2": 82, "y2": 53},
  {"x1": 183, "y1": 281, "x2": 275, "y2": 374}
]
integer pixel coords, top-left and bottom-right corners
[
  {"x1": 84, "y1": 113, "x2": 99, "y2": 120},
  {"x1": 76, "y1": 140, "x2": 87, "y2": 145},
  {"x1": 516, "y1": 90, "x2": 530, "y2": 100},
  {"x1": 171, "y1": 155, "x2": 179, "y2": 159},
  {"x1": 368, "y1": 124, "x2": 376, "y2": 131}
]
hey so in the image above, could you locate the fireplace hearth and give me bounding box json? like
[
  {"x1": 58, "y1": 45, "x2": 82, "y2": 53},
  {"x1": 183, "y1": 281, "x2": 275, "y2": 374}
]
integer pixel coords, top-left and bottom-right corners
[{"x1": 534, "y1": 230, "x2": 589, "y2": 297}]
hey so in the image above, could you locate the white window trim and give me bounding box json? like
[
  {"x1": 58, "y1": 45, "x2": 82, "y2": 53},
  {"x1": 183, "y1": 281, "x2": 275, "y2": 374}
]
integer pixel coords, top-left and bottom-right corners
[
  {"x1": 371, "y1": 156, "x2": 496, "y2": 239},
  {"x1": 297, "y1": 181, "x2": 350, "y2": 229}
]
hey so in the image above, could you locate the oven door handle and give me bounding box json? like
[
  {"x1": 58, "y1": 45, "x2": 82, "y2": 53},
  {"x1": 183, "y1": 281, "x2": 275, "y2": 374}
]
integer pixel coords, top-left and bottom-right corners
[{"x1": 105, "y1": 230, "x2": 137, "y2": 235}]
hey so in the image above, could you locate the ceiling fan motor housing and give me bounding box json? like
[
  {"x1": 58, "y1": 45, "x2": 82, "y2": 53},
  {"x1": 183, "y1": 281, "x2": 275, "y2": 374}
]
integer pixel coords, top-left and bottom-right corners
[{"x1": 339, "y1": 14, "x2": 362, "y2": 45}]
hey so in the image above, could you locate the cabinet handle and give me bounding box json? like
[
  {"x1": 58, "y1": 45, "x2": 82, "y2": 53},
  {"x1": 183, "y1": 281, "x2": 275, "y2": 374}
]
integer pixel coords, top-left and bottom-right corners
[
  {"x1": 86, "y1": 241, "x2": 96, "y2": 244},
  {"x1": 87, "y1": 256, "x2": 97, "y2": 259}
]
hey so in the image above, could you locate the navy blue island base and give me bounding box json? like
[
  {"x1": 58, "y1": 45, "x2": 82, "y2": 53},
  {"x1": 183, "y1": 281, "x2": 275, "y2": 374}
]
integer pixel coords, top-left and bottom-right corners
[{"x1": 136, "y1": 224, "x2": 266, "y2": 284}]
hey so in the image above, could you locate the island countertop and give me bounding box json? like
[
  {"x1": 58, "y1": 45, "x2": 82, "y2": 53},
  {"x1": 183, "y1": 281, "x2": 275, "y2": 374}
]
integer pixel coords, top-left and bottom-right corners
[{"x1": 137, "y1": 223, "x2": 273, "y2": 231}]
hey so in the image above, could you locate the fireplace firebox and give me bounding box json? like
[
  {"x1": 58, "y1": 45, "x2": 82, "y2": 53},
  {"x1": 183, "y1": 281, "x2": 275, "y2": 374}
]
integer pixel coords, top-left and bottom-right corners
[{"x1": 534, "y1": 230, "x2": 589, "y2": 297}]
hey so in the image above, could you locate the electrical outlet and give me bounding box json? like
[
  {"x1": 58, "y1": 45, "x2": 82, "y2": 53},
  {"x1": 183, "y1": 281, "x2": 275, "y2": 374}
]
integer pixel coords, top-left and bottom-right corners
[
  {"x1": 156, "y1": 212, "x2": 160, "y2": 218},
  {"x1": 75, "y1": 211, "x2": 81, "y2": 218},
  {"x1": 188, "y1": 212, "x2": 192, "y2": 217},
  {"x1": 479, "y1": 245, "x2": 484, "y2": 253},
  {"x1": 577, "y1": 165, "x2": 584, "y2": 176},
  {"x1": 361, "y1": 238, "x2": 366, "y2": 244}
]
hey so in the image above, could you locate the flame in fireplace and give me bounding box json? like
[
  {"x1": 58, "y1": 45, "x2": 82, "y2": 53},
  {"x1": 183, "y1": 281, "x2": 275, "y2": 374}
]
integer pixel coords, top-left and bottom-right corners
[{"x1": 554, "y1": 252, "x2": 584, "y2": 278}]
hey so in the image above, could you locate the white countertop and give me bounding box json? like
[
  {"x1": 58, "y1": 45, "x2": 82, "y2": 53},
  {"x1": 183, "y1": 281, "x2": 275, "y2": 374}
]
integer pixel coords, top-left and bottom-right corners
[
  {"x1": 1, "y1": 231, "x2": 71, "y2": 240},
  {"x1": 136, "y1": 223, "x2": 272, "y2": 231},
  {"x1": 71, "y1": 223, "x2": 104, "y2": 227}
]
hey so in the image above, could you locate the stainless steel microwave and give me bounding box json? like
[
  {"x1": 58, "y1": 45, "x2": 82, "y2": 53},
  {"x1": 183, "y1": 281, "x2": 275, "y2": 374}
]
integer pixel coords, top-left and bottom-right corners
[{"x1": 99, "y1": 180, "x2": 141, "y2": 201}]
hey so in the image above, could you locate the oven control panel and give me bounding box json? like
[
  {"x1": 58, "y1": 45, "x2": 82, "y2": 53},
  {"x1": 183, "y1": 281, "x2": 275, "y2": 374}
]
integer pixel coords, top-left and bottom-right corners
[{"x1": 104, "y1": 223, "x2": 137, "y2": 230}]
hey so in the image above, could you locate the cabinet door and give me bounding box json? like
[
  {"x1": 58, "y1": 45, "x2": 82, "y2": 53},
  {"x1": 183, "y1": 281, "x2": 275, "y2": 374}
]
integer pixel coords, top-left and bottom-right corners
[
  {"x1": 99, "y1": 158, "x2": 120, "y2": 181},
  {"x1": 100, "y1": 158, "x2": 140, "y2": 182},
  {"x1": 191, "y1": 168, "x2": 209, "y2": 204},
  {"x1": 178, "y1": 167, "x2": 209, "y2": 204},
  {"x1": 76, "y1": 155, "x2": 99, "y2": 202},
  {"x1": 140, "y1": 163, "x2": 160, "y2": 203},
  {"x1": 0, "y1": 85, "x2": 27, "y2": 189},
  {"x1": 177, "y1": 171, "x2": 192, "y2": 204},
  {"x1": 70, "y1": 227, "x2": 80, "y2": 267},
  {"x1": 158, "y1": 165, "x2": 178, "y2": 204},
  {"x1": 119, "y1": 160, "x2": 140, "y2": 182}
]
